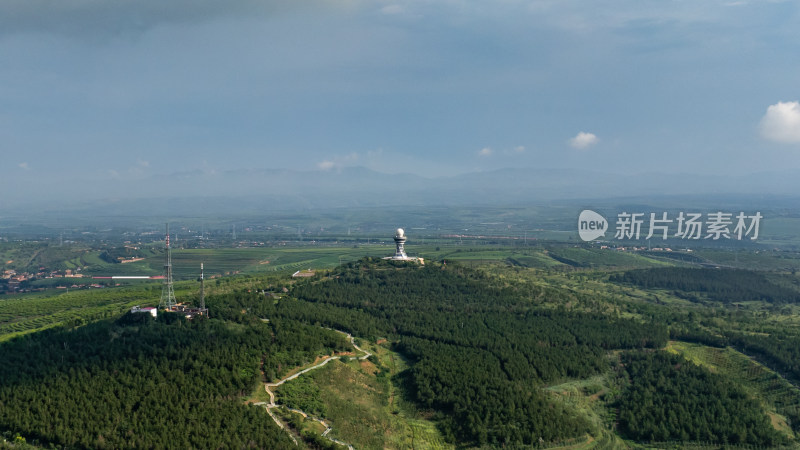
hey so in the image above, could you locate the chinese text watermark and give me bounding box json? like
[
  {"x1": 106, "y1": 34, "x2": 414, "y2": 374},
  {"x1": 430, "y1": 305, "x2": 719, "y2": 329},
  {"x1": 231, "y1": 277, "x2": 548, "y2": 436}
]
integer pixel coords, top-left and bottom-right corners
[{"x1": 579, "y1": 210, "x2": 762, "y2": 242}]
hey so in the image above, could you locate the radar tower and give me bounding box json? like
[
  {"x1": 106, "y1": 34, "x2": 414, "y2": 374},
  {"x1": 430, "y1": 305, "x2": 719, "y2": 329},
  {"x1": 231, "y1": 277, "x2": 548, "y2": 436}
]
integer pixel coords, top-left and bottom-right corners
[
  {"x1": 383, "y1": 228, "x2": 423, "y2": 263},
  {"x1": 393, "y1": 228, "x2": 408, "y2": 259}
]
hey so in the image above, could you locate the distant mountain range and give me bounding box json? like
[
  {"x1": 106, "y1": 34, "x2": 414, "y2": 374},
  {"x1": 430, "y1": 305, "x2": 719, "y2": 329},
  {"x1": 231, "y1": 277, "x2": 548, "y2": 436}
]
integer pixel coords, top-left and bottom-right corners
[{"x1": 8, "y1": 166, "x2": 800, "y2": 218}]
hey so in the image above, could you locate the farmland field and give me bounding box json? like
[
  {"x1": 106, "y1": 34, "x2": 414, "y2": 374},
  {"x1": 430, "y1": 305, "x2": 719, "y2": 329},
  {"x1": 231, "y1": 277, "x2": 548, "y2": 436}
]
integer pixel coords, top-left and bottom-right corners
[{"x1": 0, "y1": 284, "x2": 191, "y2": 342}]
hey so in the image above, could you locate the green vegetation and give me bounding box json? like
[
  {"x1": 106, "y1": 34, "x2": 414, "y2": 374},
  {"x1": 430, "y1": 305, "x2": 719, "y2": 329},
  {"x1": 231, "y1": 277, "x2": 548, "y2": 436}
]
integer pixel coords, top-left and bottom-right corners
[
  {"x1": 0, "y1": 282, "x2": 201, "y2": 342},
  {"x1": 277, "y1": 372, "x2": 328, "y2": 417},
  {"x1": 693, "y1": 248, "x2": 800, "y2": 271},
  {"x1": 4, "y1": 234, "x2": 800, "y2": 448},
  {"x1": 0, "y1": 288, "x2": 152, "y2": 342},
  {"x1": 0, "y1": 312, "x2": 349, "y2": 448},
  {"x1": 617, "y1": 351, "x2": 785, "y2": 446},
  {"x1": 728, "y1": 332, "x2": 800, "y2": 385},
  {"x1": 545, "y1": 246, "x2": 667, "y2": 268},
  {"x1": 284, "y1": 360, "x2": 393, "y2": 449},
  {"x1": 611, "y1": 267, "x2": 800, "y2": 304},
  {"x1": 545, "y1": 373, "x2": 628, "y2": 449},
  {"x1": 668, "y1": 341, "x2": 800, "y2": 437},
  {"x1": 266, "y1": 260, "x2": 665, "y2": 446},
  {"x1": 275, "y1": 338, "x2": 454, "y2": 449}
]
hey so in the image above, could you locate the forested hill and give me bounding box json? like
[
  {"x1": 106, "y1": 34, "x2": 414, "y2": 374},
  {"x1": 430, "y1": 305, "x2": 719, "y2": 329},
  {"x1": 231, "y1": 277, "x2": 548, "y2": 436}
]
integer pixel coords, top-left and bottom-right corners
[
  {"x1": 216, "y1": 259, "x2": 667, "y2": 447},
  {"x1": 3, "y1": 258, "x2": 791, "y2": 448},
  {"x1": 618, "y1": 351, "x2": 785, "y2": 446},
  {"x1": 0, "y1": 312, "x2": 349, "y2": 448},
  {"x1": 610, "y1": 267, "x2": 800, "y2": 304}
]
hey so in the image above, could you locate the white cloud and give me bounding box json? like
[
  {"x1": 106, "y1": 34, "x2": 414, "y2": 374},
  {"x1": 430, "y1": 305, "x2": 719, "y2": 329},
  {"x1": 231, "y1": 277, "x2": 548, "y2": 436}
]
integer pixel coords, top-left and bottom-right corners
[
  {"x1": 760, "y1": 101, "x2": 800, "y2": 143},
  {"x1": 569, "y1": 132, "x2": 598, "y2": 149},
  {"x1": 316, "y1": 152, "x2": 359, "y2": 171},
  {"x1": 381, "y1": 4, "x2": 404, "y2": 15},
  {"x1": 317, "y1": 160, "x2": 336, "y2": 170},
  {"x1": 18, "y1": 162, "x2": 30, "y2": 170},
  {"x1": 126, "y1": 159, "x2": 151, "y2": 176},
  {"x1": 478, "y1": 145, "x2": 525, "y2": 157}
]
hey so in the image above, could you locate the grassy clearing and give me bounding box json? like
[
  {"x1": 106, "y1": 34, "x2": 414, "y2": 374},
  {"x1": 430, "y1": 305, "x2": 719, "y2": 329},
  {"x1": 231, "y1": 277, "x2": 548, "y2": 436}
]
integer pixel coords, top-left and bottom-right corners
[
  {"x1": 507, "y1": 251, "x2": 566, "y2": 268},
  {"x1": 369, "y1": 341, "x2": 452, "y2": 450},
  {"x1": 545, "y1": 247, "x2": 671, "y2": 269},
  {"x1": 429, "y1": 246, "x2": 669, "y2": 270},
  {"x1": 273, "y1": 341, "x2": 452, "y2": 449},
  {"x1": 304, "y1": 360, "x2": 391, "y2": 448},
  {"x1": 245, "y1": 384, "x2": 272, "y2": 405},
  {"x1": 545, "y1": 372, "x2": 629, "y2": 449},
  {"x1": 436, "y1": 249, "x2": 517, "y2": 261}
]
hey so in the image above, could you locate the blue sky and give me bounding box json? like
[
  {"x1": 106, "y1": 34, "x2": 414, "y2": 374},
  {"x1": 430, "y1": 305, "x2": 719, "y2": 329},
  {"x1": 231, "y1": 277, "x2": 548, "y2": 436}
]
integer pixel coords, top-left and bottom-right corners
[{"x1": 1, "y1": 0, "x2": 799, "y2": 201}]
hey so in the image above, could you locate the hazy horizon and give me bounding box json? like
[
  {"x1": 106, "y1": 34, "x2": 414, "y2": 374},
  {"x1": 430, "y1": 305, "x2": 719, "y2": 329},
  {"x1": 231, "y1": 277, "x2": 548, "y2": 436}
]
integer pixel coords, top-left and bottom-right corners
[
  {"x1": 3, "y1": 165, "x2": 799, "y2": 221},
  {"x1": 2, "y1": 0, "x2": 799, "y2": 206}
]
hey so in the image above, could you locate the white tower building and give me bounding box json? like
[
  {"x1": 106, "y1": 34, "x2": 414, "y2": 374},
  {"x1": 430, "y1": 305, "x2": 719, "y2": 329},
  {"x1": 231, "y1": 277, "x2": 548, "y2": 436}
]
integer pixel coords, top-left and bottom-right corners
[
  {"x1": 383, "y1": 228, "x2": 423, "y2": 264},
  {"x1": 393, "y1": 228, "x2": 408, "y2": 259}
]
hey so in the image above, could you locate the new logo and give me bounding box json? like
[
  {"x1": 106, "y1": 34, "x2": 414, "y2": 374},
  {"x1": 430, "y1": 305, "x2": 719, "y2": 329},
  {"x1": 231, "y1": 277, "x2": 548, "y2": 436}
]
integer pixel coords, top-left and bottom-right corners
[{"x1": 578, "y1": 210, "x2": 607, "y2": 242}]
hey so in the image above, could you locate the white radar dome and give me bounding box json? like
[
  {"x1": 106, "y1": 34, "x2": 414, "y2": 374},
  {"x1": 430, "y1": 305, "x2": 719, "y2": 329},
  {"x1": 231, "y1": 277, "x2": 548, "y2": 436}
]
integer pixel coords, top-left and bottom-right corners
[{"x1": 396, "y1": 228, "x2": 405, "y2": 237}]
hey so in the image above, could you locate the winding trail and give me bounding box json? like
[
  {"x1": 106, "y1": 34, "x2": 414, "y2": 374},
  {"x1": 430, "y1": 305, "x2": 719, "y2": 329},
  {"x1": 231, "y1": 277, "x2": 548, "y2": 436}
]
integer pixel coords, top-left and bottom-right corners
[{"x1": 254, "y1": 329, "x2": 372, "y2": 449}]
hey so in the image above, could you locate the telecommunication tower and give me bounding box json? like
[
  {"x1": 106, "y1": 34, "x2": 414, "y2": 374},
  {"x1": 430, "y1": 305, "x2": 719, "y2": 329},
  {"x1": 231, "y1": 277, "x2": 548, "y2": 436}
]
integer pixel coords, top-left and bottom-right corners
[
  {"x1": 199, "y1": 262, "x2": 205, "y2": 311},
  {"x1": 159, "y1": 223, "x2": 177, "y2": 310}
]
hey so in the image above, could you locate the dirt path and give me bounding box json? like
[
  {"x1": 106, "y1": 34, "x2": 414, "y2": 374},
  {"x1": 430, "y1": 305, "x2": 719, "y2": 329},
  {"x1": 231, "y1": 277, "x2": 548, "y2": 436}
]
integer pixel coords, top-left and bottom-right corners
[{"x1": 255, "y1": 329, "x2": 372, "y2": 449}]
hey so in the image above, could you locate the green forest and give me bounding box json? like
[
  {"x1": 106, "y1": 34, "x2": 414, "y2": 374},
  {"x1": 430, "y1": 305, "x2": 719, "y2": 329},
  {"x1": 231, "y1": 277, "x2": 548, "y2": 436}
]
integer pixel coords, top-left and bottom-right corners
[
  {"x1": 617, "y1": 351, "x2": 785, "y2": 445},
  {"x1": 611, "y1": 267, "x2": 800, "y2": 304},
  {"x1": 281, "y1": 261, "x2": 665, "y2": 445},
  {"x1": 0, "y1": 312, "x2": 348, "y2": 448},
  {"x1": 205, "y1": 259, "x2": 795, "y2": 447},
  {"x1": 2, "y1": 252, "x2": 800, "y2": 448}
]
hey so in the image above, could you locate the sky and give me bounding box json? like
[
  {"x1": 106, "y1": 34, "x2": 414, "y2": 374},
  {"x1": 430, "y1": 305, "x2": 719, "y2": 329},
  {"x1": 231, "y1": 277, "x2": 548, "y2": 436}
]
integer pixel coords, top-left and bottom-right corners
[{"x1": 1, "y1": 0, "x2": 799, "y2": 202}]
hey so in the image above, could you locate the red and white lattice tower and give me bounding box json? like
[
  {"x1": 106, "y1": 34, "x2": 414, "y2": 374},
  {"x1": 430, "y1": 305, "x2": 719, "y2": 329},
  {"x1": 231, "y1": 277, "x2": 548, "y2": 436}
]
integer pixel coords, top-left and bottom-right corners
[{"x1": 159, "y1": 223, "x2": 177, "y2": 310}]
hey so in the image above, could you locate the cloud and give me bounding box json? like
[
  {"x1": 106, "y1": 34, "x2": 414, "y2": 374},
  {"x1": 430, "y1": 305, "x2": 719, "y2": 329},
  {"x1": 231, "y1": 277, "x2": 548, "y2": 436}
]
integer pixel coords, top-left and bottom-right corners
[
  {"x1": 760, "y1": 101, "x2": 800, "y2": 143},
  {"x1": 381, "y1": 4, "x2": 404, "y2": 15},
  {"x1": 317, "y1": 160, "x2": 336, "y2": 170},
  {"x1": 18, "y1": 162, "x2": 30, "y2": 170},
  {"x1": 478, "y1": 145, "x2": 525, "y2": 157},
  {"x1": 317, "y1": 152, "x2": 360, "y2": 171},
  {"x1": 569, "y1": 132, "x2": 599, "y2": 149},
  {"x1": 125, "y1": 159, "x2": 152, "y2": 176}
]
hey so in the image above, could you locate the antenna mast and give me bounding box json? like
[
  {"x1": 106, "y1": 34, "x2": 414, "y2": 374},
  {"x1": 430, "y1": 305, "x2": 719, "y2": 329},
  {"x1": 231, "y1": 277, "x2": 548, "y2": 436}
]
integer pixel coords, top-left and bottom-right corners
[
  {"x1": 200, "y1": 262, "x2": 205, "y2": 311},
  {"x1": 159, "y1": 223, "x2": 176, "y2": 310}
]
